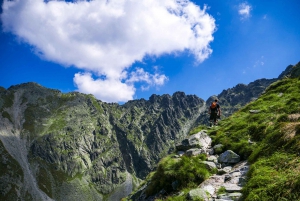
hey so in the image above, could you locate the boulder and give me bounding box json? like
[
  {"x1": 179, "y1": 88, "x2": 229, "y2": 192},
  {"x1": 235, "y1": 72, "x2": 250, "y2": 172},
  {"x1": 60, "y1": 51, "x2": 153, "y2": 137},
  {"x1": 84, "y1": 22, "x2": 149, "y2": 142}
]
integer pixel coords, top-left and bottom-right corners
[
  {"x1": 207, "y1": 155, "x2": 218, "y2": 163},
  {"x1": 218, "y1": 150, "x2": 240, "y2": 164},
  {"x1": 185, "y1": 148, "x2": 204, "y2": 156},
  {"x1": 188, "y1": 188, "x2": 209, "y2": 201},
  {"x1": 201, "y1": 161, "x2": 217, "y2": 171},
  {"x1": 177, "y1": 151, "x2": 185, "y2": 157},
  {"x1": 176, "y1": 131, "x2": 211, "y2": 151},
  {"x1": 218, "y1": 166, "x2": 232, "y2": 175},
  {"x1": 249, "y1": 110, "x2": 260, "y2": 114},
  {"x1": 213, "y1": 144, "x2": 224, "y2": 154},
  {"x1": 228, "y1": 192, "x2": 242, "y2": 201},
  {"x1": 223, "y1": 184, "x2": 242, "y2": 193}
]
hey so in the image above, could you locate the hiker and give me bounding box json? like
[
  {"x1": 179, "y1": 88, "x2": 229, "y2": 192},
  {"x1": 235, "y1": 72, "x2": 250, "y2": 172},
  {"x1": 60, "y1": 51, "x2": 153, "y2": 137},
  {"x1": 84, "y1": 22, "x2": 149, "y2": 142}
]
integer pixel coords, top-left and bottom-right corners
[{"x1": 208, "y1": 99, "x2": 221, "y2": 126}]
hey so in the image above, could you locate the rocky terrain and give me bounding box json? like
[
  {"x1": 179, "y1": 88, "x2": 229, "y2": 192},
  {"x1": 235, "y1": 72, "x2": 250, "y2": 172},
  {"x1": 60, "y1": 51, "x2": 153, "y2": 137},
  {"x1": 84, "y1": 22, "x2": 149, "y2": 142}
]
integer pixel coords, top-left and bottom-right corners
[
  {"x1": 0, "y1": 62, "x2": 298, "y2": 200},
  {"x1": 129, "y1": 131, "x2": 249, "y2": 201}
]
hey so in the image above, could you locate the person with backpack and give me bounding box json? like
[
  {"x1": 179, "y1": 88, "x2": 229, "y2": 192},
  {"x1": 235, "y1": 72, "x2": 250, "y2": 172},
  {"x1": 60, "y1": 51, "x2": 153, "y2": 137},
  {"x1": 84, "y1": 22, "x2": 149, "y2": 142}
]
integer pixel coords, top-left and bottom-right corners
[{"x1": 208, "y1": 99, "x2": 221, "y2": 126}]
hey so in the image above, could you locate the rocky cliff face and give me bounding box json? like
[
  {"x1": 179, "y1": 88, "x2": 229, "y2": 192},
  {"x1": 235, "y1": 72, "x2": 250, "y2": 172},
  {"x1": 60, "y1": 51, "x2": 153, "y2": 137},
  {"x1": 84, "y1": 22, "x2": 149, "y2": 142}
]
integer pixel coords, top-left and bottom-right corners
[{"x1": 0, "y1": 83, "x2": 205, "y2": 201}]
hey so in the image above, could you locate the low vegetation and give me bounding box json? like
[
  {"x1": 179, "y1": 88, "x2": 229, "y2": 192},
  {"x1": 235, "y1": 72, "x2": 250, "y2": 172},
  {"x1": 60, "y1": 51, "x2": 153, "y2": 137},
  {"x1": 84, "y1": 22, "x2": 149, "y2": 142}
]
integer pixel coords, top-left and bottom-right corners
[
  {"x1": 145, "y1": 154, "x2": 216, "y2": 196},
  {"x1": 136, "y1": 77, "x2": 300, "y2": 200},
  {"x1": 205, "y1": 77, "x2": 300, "y2": 200}
]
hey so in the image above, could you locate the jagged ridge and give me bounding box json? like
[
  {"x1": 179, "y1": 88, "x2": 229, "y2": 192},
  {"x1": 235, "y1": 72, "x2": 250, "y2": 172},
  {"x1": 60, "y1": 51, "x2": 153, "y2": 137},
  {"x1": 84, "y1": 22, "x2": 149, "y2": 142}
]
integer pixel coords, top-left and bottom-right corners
[{"x1": 0, "y1": 84, "x2": 205, "y2": 201}]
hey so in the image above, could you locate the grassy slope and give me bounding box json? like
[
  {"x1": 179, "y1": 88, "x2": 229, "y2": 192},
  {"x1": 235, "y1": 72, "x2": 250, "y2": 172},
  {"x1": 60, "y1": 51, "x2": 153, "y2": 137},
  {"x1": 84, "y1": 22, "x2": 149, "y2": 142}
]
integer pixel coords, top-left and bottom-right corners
[
  {"x1": 137, "y1": 77, "x2": 300, "y2": 200},
  {"x1": 210, "y1": 77, "x2": 300, "y2": 200}
]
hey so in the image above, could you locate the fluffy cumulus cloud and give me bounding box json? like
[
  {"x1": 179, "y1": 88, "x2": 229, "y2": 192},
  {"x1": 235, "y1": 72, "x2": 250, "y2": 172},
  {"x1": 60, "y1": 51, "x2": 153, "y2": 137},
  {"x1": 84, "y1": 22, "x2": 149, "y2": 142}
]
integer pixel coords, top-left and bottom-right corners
[
  {"x1": 238, "y1": 2, "x2": 252, "y2": 20},
  {"x1": 126, "y1": 68, "x2": 169, "y2": 91},
  {"x1": 1, "y1": 0, "x2": 215, "y2": 102}
]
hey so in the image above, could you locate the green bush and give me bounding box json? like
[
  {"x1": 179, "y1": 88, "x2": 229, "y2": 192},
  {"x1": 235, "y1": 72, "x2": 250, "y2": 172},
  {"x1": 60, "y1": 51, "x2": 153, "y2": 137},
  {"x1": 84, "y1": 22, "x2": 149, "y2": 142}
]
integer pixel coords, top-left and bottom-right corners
[
  {"x1": 277, "y1": 114, "x2": 288, "y2": 122},
  {"x1": 145, "y1": 154, "x2": 212, "y2": 196},
  {"x1": 217, "y1": 186, "x2": 226, "y2": 195}
]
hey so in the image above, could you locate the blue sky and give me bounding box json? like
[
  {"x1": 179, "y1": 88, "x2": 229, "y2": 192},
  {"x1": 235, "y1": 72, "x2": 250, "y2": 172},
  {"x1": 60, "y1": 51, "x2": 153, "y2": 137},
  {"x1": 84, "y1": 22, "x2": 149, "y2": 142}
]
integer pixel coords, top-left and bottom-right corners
[{"x1": 0, "y1": 0, "x2": 299, "y2": 103}]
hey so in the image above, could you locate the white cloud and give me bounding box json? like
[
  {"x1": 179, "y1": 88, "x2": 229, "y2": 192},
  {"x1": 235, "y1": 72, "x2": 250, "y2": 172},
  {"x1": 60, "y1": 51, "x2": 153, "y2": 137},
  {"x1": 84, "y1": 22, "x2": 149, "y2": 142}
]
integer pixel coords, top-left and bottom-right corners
[
  {"x1": 238, "y1": 2, "x2": 252, "y2": 20},
  {"x1": 1, "y1": 0, "x2": 216, "y2": 102},
  {"x1": 126, "y1": 68, "x2": 168, "y2": 87},
  {"x1": 73, "y1": 72, "x2": 135, "y2": 103}
]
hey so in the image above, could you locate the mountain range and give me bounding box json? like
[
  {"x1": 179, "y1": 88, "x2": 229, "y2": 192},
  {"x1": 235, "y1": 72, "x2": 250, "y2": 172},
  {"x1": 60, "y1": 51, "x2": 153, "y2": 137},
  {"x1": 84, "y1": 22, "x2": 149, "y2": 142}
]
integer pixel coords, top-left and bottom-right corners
[{"x1": 0, "y1": 62, "x2": 299, "y2": 201}]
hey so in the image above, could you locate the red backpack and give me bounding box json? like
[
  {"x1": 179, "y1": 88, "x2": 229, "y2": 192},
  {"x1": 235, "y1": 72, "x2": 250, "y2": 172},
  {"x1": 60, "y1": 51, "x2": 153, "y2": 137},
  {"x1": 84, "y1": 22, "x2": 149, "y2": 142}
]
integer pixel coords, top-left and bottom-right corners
[{"x1": 211, "y1": 102, "x2": 217, "y2": 109}]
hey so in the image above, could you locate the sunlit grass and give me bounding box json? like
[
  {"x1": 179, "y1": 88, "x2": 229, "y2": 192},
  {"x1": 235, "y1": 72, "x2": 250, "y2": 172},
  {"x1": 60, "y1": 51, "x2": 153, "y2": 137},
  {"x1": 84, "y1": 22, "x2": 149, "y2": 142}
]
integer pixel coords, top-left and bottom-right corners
[{"x1": 145, "y1": 154, "x2": 215, "y2": 196}]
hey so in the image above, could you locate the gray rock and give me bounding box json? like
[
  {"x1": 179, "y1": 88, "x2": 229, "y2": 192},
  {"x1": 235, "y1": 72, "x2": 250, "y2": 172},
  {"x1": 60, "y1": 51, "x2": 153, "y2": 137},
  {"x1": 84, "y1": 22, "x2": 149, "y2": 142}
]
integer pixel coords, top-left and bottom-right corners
[
  {"x1": 207, "y1": 155, "x2": 218, "y2": 163},
  {"x1": 177, "y1": 151, "x2": 185, "y2": 156},
  {"x1": 218, "y1": 150, "x2": 240, "y2": 164},
  {"x1": 207, "y1": 148, "x2": 214, "y2": 155},
  {"x1": 217, "y1": 194, "x2": 234, "y2": 200},
  {"x1": 217, "y1": 193, "x2": 234, "y2": 200},
  {"x1": 185, "y1": 148, "x2": 205, "y2": 156},
  {"x1": 213, "y1": 144, "x2": 224, "y2": 154},
  {"x1": 223, "y1": 166, "x2": 232, "y2": 172},
  {"x1": 218, "y1": 166, "x2": 232, "y2": 175},
  {"x1": 176, "y1": 131, "x2": 211, "y2": 151},
  {"x1": 197, "y1": 161, "x2": 249, "y2": 200},
  {"x1": 249, "y1": 110, "x2": 260, "y2": 113},
  {"x1": 202, "y1": 161, "x2": 217, "y2": 170},
  {"x1": 188, "y1": 188, "x2": 209, "y2": 201},
  {"x1": 223, "y1": 184, "x2": 242, "y2": 192},
  {"x1": 228, "y1": 192, "x2": 242, "y2": 200}
]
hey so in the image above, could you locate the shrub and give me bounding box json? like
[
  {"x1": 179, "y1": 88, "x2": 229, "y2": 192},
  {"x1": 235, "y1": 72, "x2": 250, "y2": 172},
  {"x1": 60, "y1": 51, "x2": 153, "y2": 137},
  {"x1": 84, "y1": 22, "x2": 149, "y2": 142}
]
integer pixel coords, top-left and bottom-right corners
[
  {"x1": 277, "y1": 114, "x2": 288, "y2": 122},
  {"x1": 217, "y1": 186, "x2": 226, "y2": 195},
  {"x1": 145, "y1": 155, "x2": 212, "y2": 196}
]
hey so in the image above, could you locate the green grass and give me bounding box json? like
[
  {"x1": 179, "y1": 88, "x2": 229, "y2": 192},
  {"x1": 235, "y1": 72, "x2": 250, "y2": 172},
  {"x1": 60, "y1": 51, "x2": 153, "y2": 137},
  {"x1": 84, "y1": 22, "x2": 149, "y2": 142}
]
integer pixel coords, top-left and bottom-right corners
[
  {"x1": 145, "y1": 154, "x2": 215, "y2": 196},
  {"x1": 242, "y1": 152, "x2": 300, "y2": 201},
  {"x1": 202, "y1": 78, "x2": 300, "y2": 200},
  {"x1": 217, "y1": 186, "x2": 226, "y2": 195}
]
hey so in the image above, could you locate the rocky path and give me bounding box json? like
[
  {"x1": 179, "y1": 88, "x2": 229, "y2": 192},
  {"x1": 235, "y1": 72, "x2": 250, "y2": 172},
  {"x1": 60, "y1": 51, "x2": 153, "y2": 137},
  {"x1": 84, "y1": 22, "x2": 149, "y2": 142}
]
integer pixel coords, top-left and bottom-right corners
[
  {"x1": 0, "y1": 91, "x2": 53, "y2": 201},
  {"x1": 181, "y1": 131, "x2": 250, "y2": 201},
  {"x1": 199, "y1": 161, "x2": 249, "y2": 201},
  {"x1": 131, "y1": 130, "x2": 249, "y2": 201}
]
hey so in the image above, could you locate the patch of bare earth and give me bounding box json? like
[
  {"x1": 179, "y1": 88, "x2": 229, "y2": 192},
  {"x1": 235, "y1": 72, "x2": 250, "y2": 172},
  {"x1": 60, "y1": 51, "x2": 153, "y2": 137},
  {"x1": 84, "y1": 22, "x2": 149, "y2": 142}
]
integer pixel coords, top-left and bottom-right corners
[
  {"x1": 283, "y1": 122, "x2": 300, "y2": 140},
  {"x1": 288, "y1": 113, "x2": 300, "y2": 121}
]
